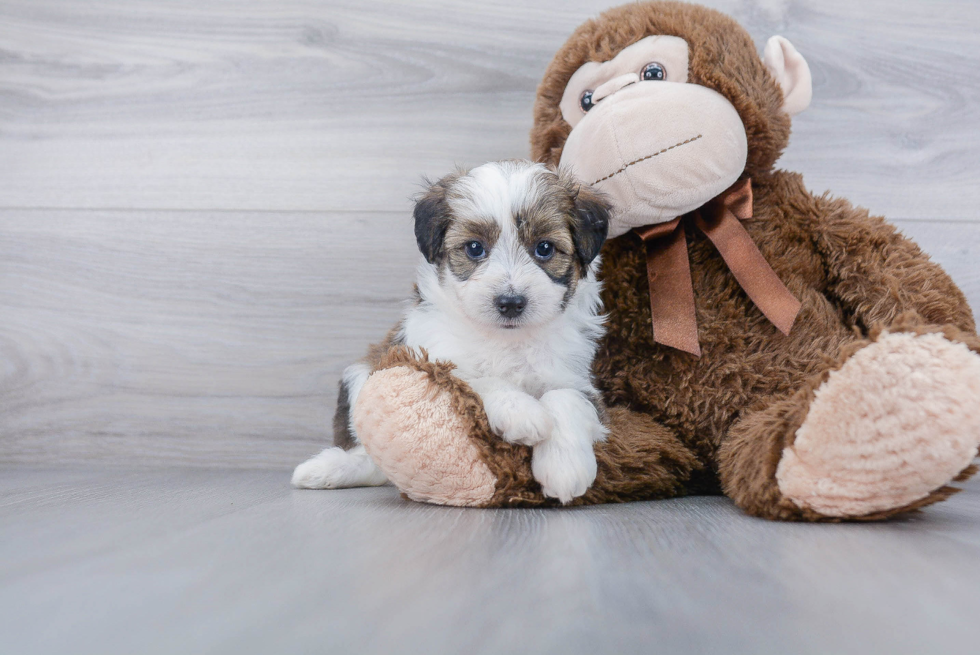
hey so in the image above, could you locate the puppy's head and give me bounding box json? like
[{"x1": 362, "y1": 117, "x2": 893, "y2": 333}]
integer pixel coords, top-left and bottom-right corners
[{"x1": 414, "y1": 160, "x2": 609, "y2": 331}]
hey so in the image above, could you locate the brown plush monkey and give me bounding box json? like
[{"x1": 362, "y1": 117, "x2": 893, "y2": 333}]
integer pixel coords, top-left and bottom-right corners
[{"x1": 351, "y1": 1, "x2": 980, "y2": 520}]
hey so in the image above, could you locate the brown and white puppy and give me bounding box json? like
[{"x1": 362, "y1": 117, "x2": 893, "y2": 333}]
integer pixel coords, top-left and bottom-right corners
[{"x1": 293, "y1": 160, "x2": 611, "y2": 503}]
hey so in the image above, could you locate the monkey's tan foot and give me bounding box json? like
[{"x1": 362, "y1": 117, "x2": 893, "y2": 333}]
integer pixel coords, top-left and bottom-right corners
[
  {"x1": 352, "y1": 365, "x2": 498, "y2": 507},
  {"x1": 776, "y1": 332, "x2": 980, "y2": 518}
]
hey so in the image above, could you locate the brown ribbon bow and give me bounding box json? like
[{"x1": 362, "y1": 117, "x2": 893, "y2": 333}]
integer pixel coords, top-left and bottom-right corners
[{"x1": 633, "y1": 178, "x2": 801, "y2": 357}]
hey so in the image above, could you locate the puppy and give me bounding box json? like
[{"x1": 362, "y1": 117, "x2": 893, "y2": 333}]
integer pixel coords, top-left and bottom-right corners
[{"x1": 292, "y1": 160, "x2": 610, "y2": 503}]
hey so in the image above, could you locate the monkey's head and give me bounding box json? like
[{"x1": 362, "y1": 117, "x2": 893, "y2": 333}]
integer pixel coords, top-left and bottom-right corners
[{"x1": 531, "y1": 1, "x2": 811, "y2": 237}]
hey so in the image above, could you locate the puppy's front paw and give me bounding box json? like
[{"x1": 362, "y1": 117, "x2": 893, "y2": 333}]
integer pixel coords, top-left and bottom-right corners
[
  {"x1": 531, "y1": 437, "x2": 597, "y2": 504},
  {"x1": 483, "y1": 392, "x2": 554, "y2": 446}
]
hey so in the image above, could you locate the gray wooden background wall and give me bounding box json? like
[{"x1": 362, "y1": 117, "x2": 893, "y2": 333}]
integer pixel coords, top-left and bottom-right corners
[{"x1": 2, "y1": 0, "x2": 979, "y2": 469}]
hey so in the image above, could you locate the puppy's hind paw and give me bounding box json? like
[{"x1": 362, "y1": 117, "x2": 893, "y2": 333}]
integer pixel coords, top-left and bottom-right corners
[{"x1": 291, "y1": 446, "x2": 387, "y2": 489}]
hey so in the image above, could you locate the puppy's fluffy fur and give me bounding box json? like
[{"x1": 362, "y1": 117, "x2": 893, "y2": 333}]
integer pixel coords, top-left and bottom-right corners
[{"x1": 292, "y1": 160, "x2": 611, "y2": 502}]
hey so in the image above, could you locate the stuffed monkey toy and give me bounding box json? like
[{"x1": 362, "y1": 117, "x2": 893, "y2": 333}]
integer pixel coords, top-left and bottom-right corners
[{"x1": 350, "y1": 1, "x2": 980, "y2": 520}]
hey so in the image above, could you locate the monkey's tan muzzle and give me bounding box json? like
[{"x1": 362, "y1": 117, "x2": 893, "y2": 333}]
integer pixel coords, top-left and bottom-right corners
[{"x1": 560, "y1": 82, "x2": 748, "y2": 238}]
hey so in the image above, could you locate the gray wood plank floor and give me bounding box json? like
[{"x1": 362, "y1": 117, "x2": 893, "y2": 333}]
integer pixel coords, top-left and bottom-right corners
[{"x1": 2, "y1": 467, "x2": 980, "y2": 655}]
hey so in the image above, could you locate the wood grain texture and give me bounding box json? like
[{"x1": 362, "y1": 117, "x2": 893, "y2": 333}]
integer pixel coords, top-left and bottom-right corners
[
  {"x1": 3, "y1": 4, "x2": 980, "y2": 651},
  {"x1": 1, "y1": 210, "x2": 977, "y2": 468},
  {"x1": 1, "y1": 467, "x2": 979, "y2": 655},
  {"x1": 1, "y1": 0, "x2": 980, "y2": 467},
  {"x1": 0, "y1": 0, "x2": 979, "y2": 218},
  {"x1": 0, "y1": 209, "x2": 417, "y2": 467}
]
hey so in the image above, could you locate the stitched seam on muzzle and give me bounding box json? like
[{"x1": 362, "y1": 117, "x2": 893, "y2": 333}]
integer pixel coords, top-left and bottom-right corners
[{"x1": 591, "y1": 134, "x2": 704, "y2": 185}]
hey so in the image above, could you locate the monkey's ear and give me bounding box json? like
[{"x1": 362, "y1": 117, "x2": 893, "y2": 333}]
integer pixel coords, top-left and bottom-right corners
[
  {"x1": 763, "y1": 36, "x2": 812, "y2": 117},
  {"x1": 413, "y1": 175, "x2": 457, "y2": 264},
  {"x1": 570, "y1": 184, "x2": 610, "y2": 267}
]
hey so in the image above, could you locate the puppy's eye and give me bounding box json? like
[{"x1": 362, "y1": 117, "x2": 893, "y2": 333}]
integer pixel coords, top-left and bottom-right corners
[
  {"x1": 641, "y1": 62, "x2": 666, "y2": 81},
  {"x1": 464, "y1": 241, "x2": 486, "y2": 260},
  {"x1": 580, "y1": 90, "x2": 594, "y2": 112},
  {"x1": 534, "y1": 241, "x2": 555, "y2": 261}
]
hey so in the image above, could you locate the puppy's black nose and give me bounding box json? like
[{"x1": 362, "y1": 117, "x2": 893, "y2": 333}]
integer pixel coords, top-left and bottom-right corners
[{"x1": 495, "y1": 294, "x2": 526, "y2": 318}]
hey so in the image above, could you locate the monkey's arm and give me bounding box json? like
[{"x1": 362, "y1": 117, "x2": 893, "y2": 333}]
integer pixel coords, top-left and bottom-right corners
[
  {"x1": 808, "y1": 192, "x2": 975, "y2": 334},
  {"x1": 350, "y1": 347, "x2": 705, "y2": 507}
]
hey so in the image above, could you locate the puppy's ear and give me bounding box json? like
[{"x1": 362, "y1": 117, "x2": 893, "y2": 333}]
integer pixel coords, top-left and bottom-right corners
[
  {"x1": 413, "y1": 174, "x2": 458, "y2": 264},
  {"x1": 565, "y1": 176, "x2": 609, "y2": 267}
]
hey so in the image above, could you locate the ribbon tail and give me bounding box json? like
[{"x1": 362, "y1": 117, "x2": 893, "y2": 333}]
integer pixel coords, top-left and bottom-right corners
[
  {"x1": 695, "y1": 210, "x2": 801, "y2": 336},
  {"x1": 645, "y1": 226, "x2": 701, "y2": 357}
]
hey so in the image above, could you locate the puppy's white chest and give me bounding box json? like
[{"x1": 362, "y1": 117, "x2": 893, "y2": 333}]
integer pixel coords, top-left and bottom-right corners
[
  {"x1": 461, "y1": 344, "x2": 554, "y2": 396},
  {"x1": 403, "y1": 301, "x2": 594, "y2": 398}
]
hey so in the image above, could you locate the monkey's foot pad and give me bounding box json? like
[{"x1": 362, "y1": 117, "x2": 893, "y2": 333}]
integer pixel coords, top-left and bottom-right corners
[
  {"x1": 777, "y1": 332, "x2": 980, "y2": 517},
  {"x1": 354, "y1": 365, "x2": 497, "y2": 507}
]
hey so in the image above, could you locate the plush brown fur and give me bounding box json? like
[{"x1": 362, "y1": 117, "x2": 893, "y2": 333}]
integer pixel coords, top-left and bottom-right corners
[
  {"x1": 526, "y1": 1, "x2": 977, "y2": 519},
  {"x1": 458, "y1": 2, "x2": 977, "y2": 518},
  {"x1": 333, "y1": 325, "x2": 404, "y2": 449},
  {"x1": 356, "y1": 1, "x2": 979, "y2": 519}
]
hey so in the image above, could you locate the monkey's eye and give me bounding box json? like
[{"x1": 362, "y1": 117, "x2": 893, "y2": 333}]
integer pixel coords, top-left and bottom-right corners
[
  {"x1": 464, "y1": 241, "x2": 487, "y2": 260},
  {"x1": 641, "y1": 62, "x2": 666, "y2": 81},
  {"x1": 580, "y1": 90, "x2": 595, "y2": 112},
  {"x1": 534, "y1": 241, "x2": 555, "y2": 261}
]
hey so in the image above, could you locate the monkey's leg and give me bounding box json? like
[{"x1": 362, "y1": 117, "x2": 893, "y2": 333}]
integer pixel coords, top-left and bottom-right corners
[
  {"x1": 718, "y1": 325, "x2": 980, "y2": 521},
  {"x1": 353, "y1": 348, "x2": 704, "y2": 508}
]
